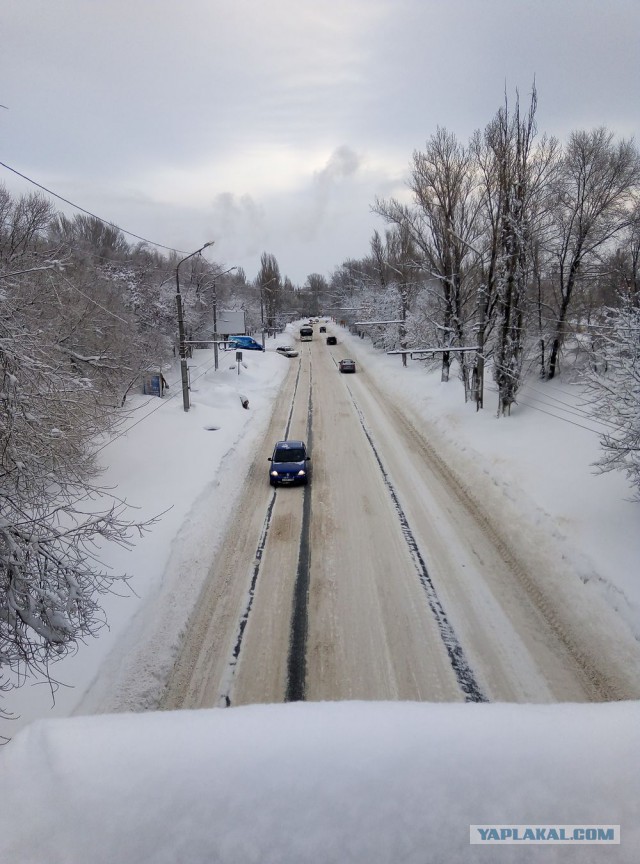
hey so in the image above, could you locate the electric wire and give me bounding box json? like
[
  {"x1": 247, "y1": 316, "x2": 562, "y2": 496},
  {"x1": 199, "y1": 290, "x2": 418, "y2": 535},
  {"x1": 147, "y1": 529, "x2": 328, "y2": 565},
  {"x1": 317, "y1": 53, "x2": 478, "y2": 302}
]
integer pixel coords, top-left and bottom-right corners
[
  {"x1": 0, "y1": 158, "x2": 188, "y2": 254},
  {"x1": 486, "y1": 384, "x2": 606, "y2": 435},
  {"x1": 518, "y1": 382, "x2": 620, "y2": 431},
  {"x1": 516, "y1": 399, "x2": 607, "y2": 434}
]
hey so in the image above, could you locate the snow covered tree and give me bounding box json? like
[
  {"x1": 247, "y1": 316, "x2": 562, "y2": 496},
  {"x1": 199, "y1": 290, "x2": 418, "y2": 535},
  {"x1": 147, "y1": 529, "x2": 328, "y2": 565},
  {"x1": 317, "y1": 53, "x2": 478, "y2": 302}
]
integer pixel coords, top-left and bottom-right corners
[
  {"x1": 375, "y1": 128, "x2": 482, "y2": 392},
  {"x1": 0, "y1": 187, "x2": 166, "y2": 711},
  {"x1": 546, "y1": 129, "x2": 640, "y2": 379},
  {"x1": 0, "y1": 275, "x2": 157, "y2": 707},
  {"x1": 479, "y1": 86, "x2": 562, "y2": 416},
  {"x1": 368, "y1": 227, "x2": 422, "y2": 366},
  {"x1": 584, "y1": 296, "x2": 640, "y2": 499}
]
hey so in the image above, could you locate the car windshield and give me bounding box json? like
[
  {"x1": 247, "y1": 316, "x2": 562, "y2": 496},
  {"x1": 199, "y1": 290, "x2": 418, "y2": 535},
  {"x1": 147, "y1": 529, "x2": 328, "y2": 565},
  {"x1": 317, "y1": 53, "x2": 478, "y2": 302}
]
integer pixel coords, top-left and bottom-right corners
[{"x1": 274, "y1": 448, "x2": 305, "y2": 463}]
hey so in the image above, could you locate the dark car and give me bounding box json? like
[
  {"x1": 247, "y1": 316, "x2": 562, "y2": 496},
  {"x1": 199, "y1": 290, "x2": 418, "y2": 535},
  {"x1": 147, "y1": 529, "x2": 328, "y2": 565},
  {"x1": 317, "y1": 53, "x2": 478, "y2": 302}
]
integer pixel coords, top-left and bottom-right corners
[
  {"x1": 326, "y1": 335, "x2": 337, "y2": 345},
  {"x1": 339, "y1": 358, "x2": 356, "y2": 373},
  {"x1": 319, "y1": 325, "x2": 326, "y2": 333},
  {"x1": 268, "y1": 440, "x2": 311, "y2": 486}
]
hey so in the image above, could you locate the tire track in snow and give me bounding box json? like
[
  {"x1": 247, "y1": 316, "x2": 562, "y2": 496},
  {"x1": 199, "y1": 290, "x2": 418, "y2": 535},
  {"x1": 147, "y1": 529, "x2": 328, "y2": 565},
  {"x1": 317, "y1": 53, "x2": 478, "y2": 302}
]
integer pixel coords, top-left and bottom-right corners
[{"x1": 343, "y1": 380, "x2": 488, "y2": 703}]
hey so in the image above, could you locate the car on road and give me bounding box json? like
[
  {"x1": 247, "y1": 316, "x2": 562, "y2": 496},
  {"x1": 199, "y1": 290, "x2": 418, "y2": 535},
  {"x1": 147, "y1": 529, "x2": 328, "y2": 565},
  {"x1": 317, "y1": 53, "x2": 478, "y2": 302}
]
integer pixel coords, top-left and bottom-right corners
[
  {"x1": 276, "y1": 345, "x2": 298, "y2": 358},
  {"x1": 319, "y1": 325, "x2": 326, "y2": 333},
  {"x1": 268, "y1": 440, "x2": 311, "y2": 486},
  {"x1": 226, "y1": 335, "x2": 264, "y2": 351},
  {"x1": 326, "y1": 335, "x2": 337, "y2": 345},
  {"x1": 339, "y1": 358, "x2": 356, "y2": 373}
]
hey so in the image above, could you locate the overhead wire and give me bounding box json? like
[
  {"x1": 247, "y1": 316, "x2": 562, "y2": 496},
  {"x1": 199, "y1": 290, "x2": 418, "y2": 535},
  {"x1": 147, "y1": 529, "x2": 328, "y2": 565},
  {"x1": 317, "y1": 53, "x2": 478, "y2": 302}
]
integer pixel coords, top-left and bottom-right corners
[
  {"x1": 0, "y1": 158, "x2": 188, "y2": 254},
  {"x1": 518, "y1": 381, "x2": 620, "y2": 430},
  {"x1": 486, "y1": 382, "x2": 609, "y2": 435}
]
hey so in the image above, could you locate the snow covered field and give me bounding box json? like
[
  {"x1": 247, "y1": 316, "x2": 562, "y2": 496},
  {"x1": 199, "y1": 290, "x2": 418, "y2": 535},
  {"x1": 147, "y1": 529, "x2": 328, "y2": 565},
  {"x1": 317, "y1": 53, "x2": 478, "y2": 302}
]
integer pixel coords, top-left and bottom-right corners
[{"x1": 1, "y1": 323, "x2": 638, "y2": 862}]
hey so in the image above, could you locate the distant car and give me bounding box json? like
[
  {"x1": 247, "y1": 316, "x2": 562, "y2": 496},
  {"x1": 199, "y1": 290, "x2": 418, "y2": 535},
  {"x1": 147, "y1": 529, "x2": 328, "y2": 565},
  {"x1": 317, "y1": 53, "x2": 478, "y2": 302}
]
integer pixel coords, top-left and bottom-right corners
[
  {"x1": 268, "y1": 440, "x2": 310, "y2": 486},
  {"x1": 339, "y1": 358, "x2": 356, "y2": 373},
  {"x1": 276, "y1": 346, "x2": 298, "y2": 358},
  {"x1": 319, "y1": 326, "x2": 326, "y2": 333},
  {"x1": 226, "y1": 335, "x2": 264, "y2": 351},
  {"x1": 326, "y1": 336, "x2": 337, "y2": 345}
]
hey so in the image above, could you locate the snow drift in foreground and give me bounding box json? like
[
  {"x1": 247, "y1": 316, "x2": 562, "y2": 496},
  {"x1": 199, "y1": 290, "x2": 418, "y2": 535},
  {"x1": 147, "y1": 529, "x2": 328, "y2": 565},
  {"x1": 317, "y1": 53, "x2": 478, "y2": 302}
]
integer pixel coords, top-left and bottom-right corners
[{"x1": 1, "y1": 701, "x2": 637, "y2": 864}]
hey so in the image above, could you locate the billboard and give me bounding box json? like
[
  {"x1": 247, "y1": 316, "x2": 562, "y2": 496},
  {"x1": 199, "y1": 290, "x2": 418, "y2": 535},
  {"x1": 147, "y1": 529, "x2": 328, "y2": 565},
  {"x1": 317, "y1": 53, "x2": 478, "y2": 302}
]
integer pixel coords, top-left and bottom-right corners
[{"x1": 217, "y1": 310, "x2": 246, "y2": 336}]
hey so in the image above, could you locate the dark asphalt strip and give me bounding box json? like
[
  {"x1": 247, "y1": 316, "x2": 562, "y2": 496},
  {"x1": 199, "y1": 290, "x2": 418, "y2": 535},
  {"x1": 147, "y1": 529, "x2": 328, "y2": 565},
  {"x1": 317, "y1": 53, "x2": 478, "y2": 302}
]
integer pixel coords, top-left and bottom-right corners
[
  {"x1": 348, "y1": 389, "x2": 488, "y2": 703},
  {"x1": 285, "y1": 363, "x2": 314, "y2": 702}
]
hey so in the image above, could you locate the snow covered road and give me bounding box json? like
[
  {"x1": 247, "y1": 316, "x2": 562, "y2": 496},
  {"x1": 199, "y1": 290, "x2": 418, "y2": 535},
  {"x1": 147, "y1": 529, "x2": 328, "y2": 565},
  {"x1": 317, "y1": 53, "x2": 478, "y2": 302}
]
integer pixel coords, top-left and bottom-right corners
[{"x1": 162, "y1": 327, "x2": 640, "y2": 709}]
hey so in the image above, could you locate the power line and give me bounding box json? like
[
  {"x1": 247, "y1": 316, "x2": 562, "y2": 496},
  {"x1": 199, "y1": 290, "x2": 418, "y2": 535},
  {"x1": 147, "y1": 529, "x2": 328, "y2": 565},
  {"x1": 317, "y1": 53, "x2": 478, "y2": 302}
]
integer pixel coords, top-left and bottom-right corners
[
  {"x1": 518, "y1": 390, "x2": 618, "y2": 432},
  {"x1": 488, "y1": 385, "x2": 605, "y2": 435},
  {"x1": 519, "y1": 382, "x2": 619, "y2": 431},
  {"x1": 516, "y1": 398, "x2": 605, "y2": 434},
  {"x1": 0, "y1": 159, "x2": 188, "y2": 254}
]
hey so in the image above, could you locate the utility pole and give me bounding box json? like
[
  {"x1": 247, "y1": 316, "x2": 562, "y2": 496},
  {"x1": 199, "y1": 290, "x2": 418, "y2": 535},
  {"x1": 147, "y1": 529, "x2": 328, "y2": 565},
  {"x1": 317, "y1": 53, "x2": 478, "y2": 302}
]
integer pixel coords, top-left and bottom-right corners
[{"x1": 176, "y1": 242, "x2": 214, "y2": 412}]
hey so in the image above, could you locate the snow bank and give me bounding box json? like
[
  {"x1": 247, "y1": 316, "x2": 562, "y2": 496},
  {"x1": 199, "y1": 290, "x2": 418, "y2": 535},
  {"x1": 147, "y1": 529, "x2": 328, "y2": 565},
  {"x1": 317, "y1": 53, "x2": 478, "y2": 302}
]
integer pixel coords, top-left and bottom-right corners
[{"x1": 1, "y1": 701, "x2": 636, "y2": 864}]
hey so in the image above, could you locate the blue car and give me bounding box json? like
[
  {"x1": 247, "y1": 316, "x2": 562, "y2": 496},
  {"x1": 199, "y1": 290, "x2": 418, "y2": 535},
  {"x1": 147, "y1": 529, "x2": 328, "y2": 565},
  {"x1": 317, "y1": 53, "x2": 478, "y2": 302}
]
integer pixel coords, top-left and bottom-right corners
[
  {"x1": 268, "y1": 440, "x2": 311, "y2": 486},
  {"x1": 226, "y1": 335, "x2": 264, "y2": 351}
]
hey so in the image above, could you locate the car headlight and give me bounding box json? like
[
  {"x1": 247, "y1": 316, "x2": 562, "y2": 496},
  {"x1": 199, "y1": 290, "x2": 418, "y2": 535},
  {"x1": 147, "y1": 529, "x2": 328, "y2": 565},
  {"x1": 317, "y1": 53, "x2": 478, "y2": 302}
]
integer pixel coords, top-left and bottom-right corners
[
  {"x1": 270, "y1": 470, "x2": 279, "y2": 477},
  {"x1": 297, "y1": 469, "x2": 306, "y2": 476}
]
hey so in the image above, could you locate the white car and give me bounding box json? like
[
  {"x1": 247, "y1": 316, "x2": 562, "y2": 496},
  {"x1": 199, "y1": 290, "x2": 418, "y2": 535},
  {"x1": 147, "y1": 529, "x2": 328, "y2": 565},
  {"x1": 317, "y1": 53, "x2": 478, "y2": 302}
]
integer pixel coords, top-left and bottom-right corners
[{"x1": 276, "y1": 345, "x2": 298, "y2": 358}]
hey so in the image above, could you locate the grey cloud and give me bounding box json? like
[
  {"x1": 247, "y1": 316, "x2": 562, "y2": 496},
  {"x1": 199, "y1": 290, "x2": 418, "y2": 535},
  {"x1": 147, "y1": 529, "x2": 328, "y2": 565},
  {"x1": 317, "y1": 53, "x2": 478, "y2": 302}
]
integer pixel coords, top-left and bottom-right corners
[
  {"x1": 315, "y1": 146, "x2": 361, "y2": 185},
  {"x1": 205, "y1": 192, "x2": 269, "y2": 267},
  {"x1": 294, "y1": 146, "x2": 362, "y2": 242}
]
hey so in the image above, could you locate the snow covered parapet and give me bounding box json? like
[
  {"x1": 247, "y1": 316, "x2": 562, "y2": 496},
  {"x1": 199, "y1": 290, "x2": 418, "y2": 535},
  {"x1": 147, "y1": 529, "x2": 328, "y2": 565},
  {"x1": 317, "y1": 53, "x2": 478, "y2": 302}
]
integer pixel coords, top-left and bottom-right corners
[{"x1": 0, "y1": 701, "x2": 637, "y2": 863}]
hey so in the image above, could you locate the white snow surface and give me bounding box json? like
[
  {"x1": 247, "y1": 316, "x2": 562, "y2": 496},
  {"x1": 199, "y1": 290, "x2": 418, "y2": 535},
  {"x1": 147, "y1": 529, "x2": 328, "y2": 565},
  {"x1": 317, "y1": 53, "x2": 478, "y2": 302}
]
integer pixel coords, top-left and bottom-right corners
[
  {"x1": 1, "y1": 701, "x2": 637, "y2": 864},
  {"x1": 1, "y1": 324, "x2": 639, "y2": 862}
]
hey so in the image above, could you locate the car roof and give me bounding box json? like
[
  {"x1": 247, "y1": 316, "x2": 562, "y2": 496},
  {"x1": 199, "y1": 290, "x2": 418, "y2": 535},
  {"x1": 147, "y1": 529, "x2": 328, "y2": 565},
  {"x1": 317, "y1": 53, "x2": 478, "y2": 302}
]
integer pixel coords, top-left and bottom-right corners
[{"x1": 274, "y1": 440, "x2": 306, "y2": 449}]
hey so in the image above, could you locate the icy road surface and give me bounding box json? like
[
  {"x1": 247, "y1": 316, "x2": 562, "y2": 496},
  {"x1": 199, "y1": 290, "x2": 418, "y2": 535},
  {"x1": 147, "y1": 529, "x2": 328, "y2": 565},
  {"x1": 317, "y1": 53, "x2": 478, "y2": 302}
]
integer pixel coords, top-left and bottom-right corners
[{"x1": 162, "y1": 329, "x2": 640, "y2": 709}]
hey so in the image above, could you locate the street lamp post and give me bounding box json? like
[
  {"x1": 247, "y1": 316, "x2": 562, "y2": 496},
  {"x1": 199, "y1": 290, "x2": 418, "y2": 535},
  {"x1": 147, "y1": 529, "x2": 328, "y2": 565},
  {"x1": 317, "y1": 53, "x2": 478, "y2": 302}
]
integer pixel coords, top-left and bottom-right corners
[{"x1": 176, "y1": 241, "x2": 214, "y2": 411}]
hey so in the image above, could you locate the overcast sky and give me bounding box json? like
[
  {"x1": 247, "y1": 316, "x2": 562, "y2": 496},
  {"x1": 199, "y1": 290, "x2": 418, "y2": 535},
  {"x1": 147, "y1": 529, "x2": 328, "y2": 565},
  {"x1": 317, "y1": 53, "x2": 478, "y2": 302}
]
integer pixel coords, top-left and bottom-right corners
[{"x1": 2, "y1": 0, "x2": 638, "y2": 284}]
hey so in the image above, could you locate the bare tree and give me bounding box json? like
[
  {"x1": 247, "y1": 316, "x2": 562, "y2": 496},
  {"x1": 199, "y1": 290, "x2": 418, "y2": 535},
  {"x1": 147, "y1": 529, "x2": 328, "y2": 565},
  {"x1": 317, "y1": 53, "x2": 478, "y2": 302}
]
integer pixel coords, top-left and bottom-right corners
[
  {"x1": 305, "y1": 273, "x2": 329, "y2": 317},
  {"x1": 0, "y1": 189, "x2": 55, "y2": 265},
  {"x1": 546, "y1": 128, "x2": 640, "y2": 379},
  {"x1": 375, "y1": 127, "x2": 481, "y2": 393},
  {"x1": 256, "y1": 252, "x2": 281, "y2": 330},
  {"x1": 49, "y1": 214, "x2": 129, "y2": 261}
]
